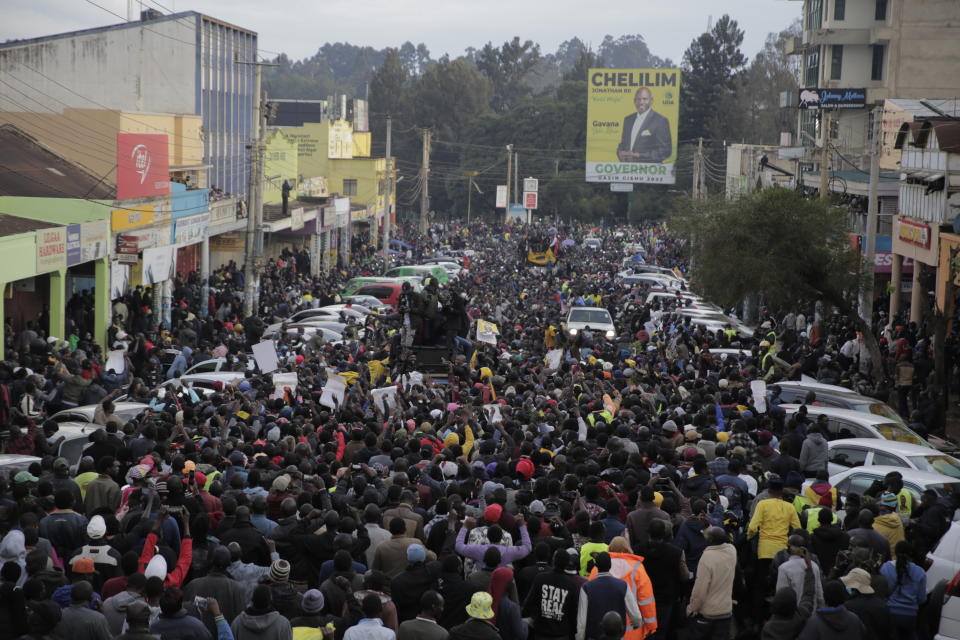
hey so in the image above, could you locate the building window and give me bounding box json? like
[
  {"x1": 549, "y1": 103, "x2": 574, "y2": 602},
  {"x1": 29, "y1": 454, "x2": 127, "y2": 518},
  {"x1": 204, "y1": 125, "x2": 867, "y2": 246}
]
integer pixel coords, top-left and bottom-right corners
[
  {"x1": 830, "y1": 45, "x2": 843, "y2": 80},
  {"x1": 378, "y1": 179, "x2": 385, "y2": 196},
  {"x1": 805, "y1": 48, "x2": 820, "y2": 87},
  {"x1": 875, "y1": 0, "x2": 888, "y2": 20},
  {"x1": 343, "y1": 179, "x2": 358, "y2": 196},
  {"x1": 834, "y1": 0, "x2": 845, "y2": 20},
  {"x1": 807, "y1": 0, "x2": 823, "y2": 30},
  {"x1": 871, "y1": 44, "x2": 885, "y2": 81}
]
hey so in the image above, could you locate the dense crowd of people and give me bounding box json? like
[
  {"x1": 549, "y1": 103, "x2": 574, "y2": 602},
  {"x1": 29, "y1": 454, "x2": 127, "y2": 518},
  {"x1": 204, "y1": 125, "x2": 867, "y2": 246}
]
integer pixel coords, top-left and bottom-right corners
[{"x1": 0, "y1": 221, "x2": 954, "y2": 640}]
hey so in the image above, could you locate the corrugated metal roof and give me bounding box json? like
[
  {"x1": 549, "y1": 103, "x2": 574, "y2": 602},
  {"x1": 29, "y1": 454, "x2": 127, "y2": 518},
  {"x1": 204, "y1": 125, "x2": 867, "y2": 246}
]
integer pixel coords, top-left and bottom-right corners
[
  {"x1": 0, "y1": 212, "x2": 58, "y2": 238},
  {"x1": 0, "y1": 124, "x2": 115, "y2": 199},
  {"x1": 886, "y1": 99, "x2": 960, "y2": 119}
]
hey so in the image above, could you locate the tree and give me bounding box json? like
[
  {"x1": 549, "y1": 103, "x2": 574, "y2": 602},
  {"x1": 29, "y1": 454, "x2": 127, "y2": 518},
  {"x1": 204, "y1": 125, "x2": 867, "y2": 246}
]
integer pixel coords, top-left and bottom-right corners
[
  {"x1": 673, "y1": 187, "x2": 884, "y2": 379},
  {"x1": 680, "y1": 15, "x2": 748, "y2": 142},
  {"x1": 475, "y1": 38, "x2": 542, "y2": 113},
  {"x1": 597, "y1": 34, "x2": 671, "y2": 69},
  {"x1": 734, "y1": 21, "x2": 802, "y2": 145}
]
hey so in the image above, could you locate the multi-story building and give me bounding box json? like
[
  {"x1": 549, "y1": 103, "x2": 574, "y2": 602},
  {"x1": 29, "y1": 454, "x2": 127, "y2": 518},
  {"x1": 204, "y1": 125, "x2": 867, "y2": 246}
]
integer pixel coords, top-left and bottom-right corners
[
  {"x1": 0, "y1": 9, "x2": 257, "y2": 196},
  {"x1": 788, "y1": 0, "x2": 960, "y2": 166}
]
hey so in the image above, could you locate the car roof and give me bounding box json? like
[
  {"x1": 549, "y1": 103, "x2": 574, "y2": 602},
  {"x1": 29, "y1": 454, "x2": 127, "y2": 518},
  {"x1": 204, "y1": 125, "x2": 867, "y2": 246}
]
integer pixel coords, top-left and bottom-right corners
[
  {"x1": 177, "y1": 371, "x2": 247, "y2": 383},
  {"x1": 775, "y1": 380, "x2": 860, "y2": 395},
  {"x1": 0, "y1": 454, "x2": 41, "y2": 466},
  {"x1": 780, "y1": 404, "x2": 897, "y2": 425},
  {"x1": 826, "y1": 438, "x2": 948, "y2": 455},
  {"x1": 832, "y1": 465, "x2": 960, "y2": 486},
  {"x1": 568, "y1": 306, "x2": 609, "y2": 313}
]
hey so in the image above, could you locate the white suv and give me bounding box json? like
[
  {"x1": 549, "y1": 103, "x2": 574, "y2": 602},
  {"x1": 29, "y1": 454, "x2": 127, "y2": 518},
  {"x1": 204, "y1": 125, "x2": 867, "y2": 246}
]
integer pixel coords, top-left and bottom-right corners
[{"x1": 564, "y1": 307, "x2": 615, "y2": 339}]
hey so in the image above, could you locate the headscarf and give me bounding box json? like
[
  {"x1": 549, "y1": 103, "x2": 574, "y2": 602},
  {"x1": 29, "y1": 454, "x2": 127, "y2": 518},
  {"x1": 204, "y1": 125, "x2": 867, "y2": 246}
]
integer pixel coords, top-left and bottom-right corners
[
  {"x1": 488, "y1": 566, "x2": 513, "y2": 625},
  {"x1": 0, "y1": 530, "x2": 27, "y2": 587}
]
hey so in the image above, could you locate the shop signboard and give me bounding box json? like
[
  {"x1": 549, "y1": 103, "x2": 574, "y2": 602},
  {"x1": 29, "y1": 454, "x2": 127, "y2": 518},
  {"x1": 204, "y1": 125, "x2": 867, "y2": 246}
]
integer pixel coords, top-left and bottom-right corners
[
  {"x1": 586, "y1": 68, "x2": 681, "y2": 184},
  {"x1": 116, "y1": 133, "x2": 170, "y2": 199},
  {"x1": 173, "y1": 213, "x2": 210, "y2": 246},
  {"x1": 36, "y1": 227, "x2": 67, "y2": 272},
  {"x1": 798, "y1": 88, "x2": 867, "y2": 110},
  {"x1": 892, "y1": 216, "x2": 939, "y2": 266},
  {"x1": 80, "y1": 220, "x2": 110, "y2": 262},
  {"x1": 66, "y1": 224, "x2": 82, "y2": 266},
  {"x1": 298, "y1": 176, "x2": 328, "y2": 198},
  {"x1": 116, "y1": 234, "x2": 140, "y2": 264},
  {"x1": 210, "y1": 232, "x2": 244, "y2": 251},
  {"x1": 897, "y1": 217, "x2": 931, "y2": 249},
  {"x1": 291, "y1": 207, "x2": 305, "y2": 231},
  {"x1": 111, "y1": 205, "x2": 155, "y2": 232}
]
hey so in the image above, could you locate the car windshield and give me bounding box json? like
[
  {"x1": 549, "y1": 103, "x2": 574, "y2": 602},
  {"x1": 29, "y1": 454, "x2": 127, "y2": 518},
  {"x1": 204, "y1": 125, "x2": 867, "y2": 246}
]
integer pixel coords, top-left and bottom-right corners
[
  {"x1": 867, "y1": 402, "x2": 904, "y2": 423},
  {"x1": 928, "y1": 482, "x2": 960, "y2": 499},
  {"x1": 908, "y1": 455, "x2": 960, "y2": 479},
  {"x1": 873, "y1": 423, "x2": 927, "y2": 447},
  {"x1": 568, "y1": 310, "x2": 611, "y2": 324}
]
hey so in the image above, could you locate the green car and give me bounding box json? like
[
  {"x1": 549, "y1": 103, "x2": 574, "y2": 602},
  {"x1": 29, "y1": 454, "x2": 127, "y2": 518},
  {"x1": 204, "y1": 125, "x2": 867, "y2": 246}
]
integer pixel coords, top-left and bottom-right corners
[
  {"x1": 383, "y1": 265, "x2": 449, "y2": 284},
  {"x1": 342, "y1": 276, "x2": 422, "y2": 296}
]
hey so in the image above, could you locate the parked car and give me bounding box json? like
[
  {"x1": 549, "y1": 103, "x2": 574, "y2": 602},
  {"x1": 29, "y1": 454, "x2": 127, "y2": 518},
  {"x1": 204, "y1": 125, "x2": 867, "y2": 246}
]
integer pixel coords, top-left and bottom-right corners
[
  {"x1": 826, "y1": 438, "x2": 960, "y2": 478},
  {"x1": 644, "y1": 290, "x2": 720, "y2": 312},
  {"x1": 564, "y1": 306, "x2": 616, "y2": 339},
  {"x1": 184, "y1": 357, "x2": 256, "y2": 376},
  {"x1": 262, "y1": 322, "x2": 346, "y2": 342},
  {"x1": 620, "y1": 274, "x2": 686, "y2": 291},
  {"x1": 342, "y1": 295, "x2": 392, "y2": 313},
  {"x1": 583, "y1": 236, "x2": 602, "y2": 249},
  {"x1": 705, "y1": 348, "x2": 754, "y2": 362},
  {"x1": 342, "y1": 276, "x2": 422, "y2": 296},
  {"x1": 781, "y1": 404, "x2": 931, "y2": 448},
  {"x1": 771, "y1": 380, "x2": 904, "y2": 424},
  {"x1": 50, "y1": 402, "x2": 149, "y2": 427},
  {"x1": 0, "y1": 455, "x2": 41, "y2": 476},
  {"x1": 353, "y1": 282, "x2": 407, "y2": 309},
  {"x1": 928, "y1": 527, "x2": 960, "y2": 600},
  {"x1": 383, "y1": 265, "x2": 450, "y2": 284},
  {"x1": 827, "y1": 465, "x2": 960, "y2": 515}
]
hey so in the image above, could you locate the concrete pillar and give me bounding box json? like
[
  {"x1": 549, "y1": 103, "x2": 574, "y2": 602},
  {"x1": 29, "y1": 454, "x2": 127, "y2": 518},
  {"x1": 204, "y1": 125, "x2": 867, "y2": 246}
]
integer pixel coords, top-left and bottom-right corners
[
  {"x1": 910, "y1": 263, "x2": 924, "y2": 325},
  {"x1": 200, "y1": 237, "x2": 210, "y2": 318},
  {"x1": 48, "y1": 269, "x2": 66, "y2": 341},
  {"x1": 889, "y1": 253, "x2": 902, "y2": 323},
  {"x1": 94, "y1": 258, "x2": 110, "y2": 350},
  {"x1": 161, "y1": 280, "x2": 173, "y2": 329}
]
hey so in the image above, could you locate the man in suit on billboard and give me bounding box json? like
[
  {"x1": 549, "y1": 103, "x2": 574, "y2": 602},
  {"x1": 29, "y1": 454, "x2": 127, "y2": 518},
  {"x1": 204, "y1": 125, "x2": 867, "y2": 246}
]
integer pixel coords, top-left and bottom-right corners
[{"x1": 617, "y1": 87, "x2": 672, "y2": 163}]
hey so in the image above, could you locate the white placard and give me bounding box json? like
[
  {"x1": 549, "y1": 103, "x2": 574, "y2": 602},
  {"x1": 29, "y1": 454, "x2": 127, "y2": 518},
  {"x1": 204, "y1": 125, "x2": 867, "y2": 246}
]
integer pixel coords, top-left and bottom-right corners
[
  {"x1": 111, "y1": 262, "x2": 129, "y2": 300},
  {"x1": 398, "y1": 370, "x2": 424, "y2": 391},
  {"x1": 371, "y1": 386, "x2": 398, "y2": 410},
  {"x1": 319, "y1": 374, "x2": 346, "y2": 409},
  {"x1": 544, "y1": 349, "x2": 563, "y2": 370},
  {"x1": 106, "y1": 350, "x2": 125, "y2": 373},
  {"x1": 252, "y1": 340, "x2": 280, "y2": 374},
  {"x1": 476, "y1": 319, "x2": 499, "y2": 345},
  {"x1": 750, "y1": 379, "x2": 768, "y2": 414},
  {"x1": 273, "y1": 372, "x2": 298, "y2": 398},
  {"x1": 142, "y1": 246, "x2": 175, "y2": 285},
  {"x1": 483, "y1": 404, "x2": 503, "y2": 424}
]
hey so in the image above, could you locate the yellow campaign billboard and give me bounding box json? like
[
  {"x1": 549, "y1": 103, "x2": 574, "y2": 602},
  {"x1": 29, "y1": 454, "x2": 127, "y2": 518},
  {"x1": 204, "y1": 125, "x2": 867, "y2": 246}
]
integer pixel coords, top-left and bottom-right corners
[{"x1": 586, "y1": 68, "x2": 680, "y2": 184}]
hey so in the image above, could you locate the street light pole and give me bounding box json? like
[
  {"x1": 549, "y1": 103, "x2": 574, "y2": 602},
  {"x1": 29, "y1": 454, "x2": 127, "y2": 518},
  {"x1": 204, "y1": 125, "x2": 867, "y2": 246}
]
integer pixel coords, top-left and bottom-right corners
[{"x1": 381, "y1": 115, "x2": 392, "y2": 265}]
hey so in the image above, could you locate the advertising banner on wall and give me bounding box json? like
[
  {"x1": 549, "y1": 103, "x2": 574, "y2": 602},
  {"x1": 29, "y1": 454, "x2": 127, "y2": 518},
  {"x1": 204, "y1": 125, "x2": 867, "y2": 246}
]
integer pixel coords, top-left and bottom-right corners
[
  {"x1": 116, "y1": 133, "x2": 170, "y2": 199},
  {"x1": 173, "y1": 213, "x2": 210, "y2": 246},
  {"x1": 66, "y1": 224, "x2": 82, "y2": 266},
  {"x1": 142, "y1": 246, "x2": 175, "y2": 285},
  {"x1": 111, "y1": 205, "x2": 155, "y2": 232},
  {"x1": 80, "y1": 220, "x2": 109, "y2": 262},
  {"x1": 586, "y1": 68, "x2": 681, "y2": 184},
  {"x1": 36, "y1": 227, "x2": 67, "y2": 273},
  {"x1": 798, "y1": 88, "x2": 867, "y2": 110}
]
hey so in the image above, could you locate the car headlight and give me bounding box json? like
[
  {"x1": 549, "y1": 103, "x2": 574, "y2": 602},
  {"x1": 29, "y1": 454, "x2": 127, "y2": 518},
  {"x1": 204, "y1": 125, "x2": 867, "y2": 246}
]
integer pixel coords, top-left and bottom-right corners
[
  {"x1": 569, "y1": 328, "x2": 578, "y2": 335},
  {"x1": 605, "y1": 330, "x2": 615, "y2": 338}
]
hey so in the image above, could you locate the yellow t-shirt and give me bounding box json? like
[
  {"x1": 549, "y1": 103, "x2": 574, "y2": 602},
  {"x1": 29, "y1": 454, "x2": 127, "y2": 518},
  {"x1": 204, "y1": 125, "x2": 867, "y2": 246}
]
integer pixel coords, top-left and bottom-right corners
[{"x1": 748, "y1": 497, "x2": 801, "y2": 559}]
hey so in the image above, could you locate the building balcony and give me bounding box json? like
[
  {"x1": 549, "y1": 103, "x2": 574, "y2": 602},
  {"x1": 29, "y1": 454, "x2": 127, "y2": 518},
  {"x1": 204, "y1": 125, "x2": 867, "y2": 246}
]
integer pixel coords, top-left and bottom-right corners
[
  {"x1": 785, "y1": 36, "x2": 805, "y2": 56},
  {"x1": 808, "y1": 28, "x2": 871, "y2": 47}
]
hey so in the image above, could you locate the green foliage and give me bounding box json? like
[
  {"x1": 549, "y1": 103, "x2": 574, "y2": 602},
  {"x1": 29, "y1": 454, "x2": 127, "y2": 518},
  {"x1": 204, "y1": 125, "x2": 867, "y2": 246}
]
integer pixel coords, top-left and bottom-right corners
[
  {"x1": 475, "y1": 38, "x2": 542, "y2": 113},
  {"x1": 680, "y1": 15, "x2": 748, "y2": 142},
  {"x1": 673, "y1": 187, "x2": 863, "y2": 311}
]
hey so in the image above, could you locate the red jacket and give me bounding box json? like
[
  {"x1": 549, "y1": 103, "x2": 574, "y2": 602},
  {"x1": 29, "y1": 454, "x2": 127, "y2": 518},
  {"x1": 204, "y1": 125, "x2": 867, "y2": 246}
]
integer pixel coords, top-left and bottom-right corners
[{"x1": 138, "y1": 532, "x2": 192, "y2": 587}]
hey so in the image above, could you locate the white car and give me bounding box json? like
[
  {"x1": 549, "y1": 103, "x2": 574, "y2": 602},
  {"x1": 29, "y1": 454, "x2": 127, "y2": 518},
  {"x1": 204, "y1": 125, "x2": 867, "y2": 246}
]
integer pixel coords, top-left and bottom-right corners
[
  {"x1": 827, "y1": 438, "x2": 960, "y2": 478},
  {"x1": 583, "y1": 237, "x2": 602, "y2": 250},
  {"x1": 620, "y1": 274, "x2": 686, "y2": 292},
  {"x1": 185, "y1": 357, "x2": 256, "y2": 375},
  {"x1": 564, "y1": 306, "x2": 616, "y2": 339},
  {"x1": 643, "y1": 291, "x2": 720, "y2": 312},
  {"x1": 827, "y1": 465, "x2": 960, "y2": 517},
  {"x1": 342, "y1": 295, "x2": 392, "y2": 313},
  {"x1": 781, "y1": 404, "x2": 931, "y2": 449},
  {"x1": 50, "y1": 402, "x2": 149, "y2": 427},
  {"x1": 0, "y1": 454, "x2": 41, "y2": 476}
]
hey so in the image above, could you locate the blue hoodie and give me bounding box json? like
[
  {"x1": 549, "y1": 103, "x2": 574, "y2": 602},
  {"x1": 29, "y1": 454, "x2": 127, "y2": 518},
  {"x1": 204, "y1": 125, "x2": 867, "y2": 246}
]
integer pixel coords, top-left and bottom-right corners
[
  {"x1": 166, "y1": 346, "x2": 193, "y2": 379},
  {"x1": 879, "y1": 559, "x2": 927, "y2": 616}
]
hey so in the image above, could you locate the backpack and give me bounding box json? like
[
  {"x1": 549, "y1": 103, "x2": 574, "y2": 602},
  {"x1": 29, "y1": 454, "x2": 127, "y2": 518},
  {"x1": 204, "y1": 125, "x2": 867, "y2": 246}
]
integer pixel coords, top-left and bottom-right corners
[{"x1": 717, "y1": 478, "x2": 748, "y2": 516}]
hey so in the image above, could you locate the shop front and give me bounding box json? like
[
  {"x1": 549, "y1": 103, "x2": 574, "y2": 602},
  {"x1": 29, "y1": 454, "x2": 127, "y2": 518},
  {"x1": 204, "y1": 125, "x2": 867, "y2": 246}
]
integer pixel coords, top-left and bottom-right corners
[{"x1": 891, "y1": 216, "x2": 940, "y2": 323}]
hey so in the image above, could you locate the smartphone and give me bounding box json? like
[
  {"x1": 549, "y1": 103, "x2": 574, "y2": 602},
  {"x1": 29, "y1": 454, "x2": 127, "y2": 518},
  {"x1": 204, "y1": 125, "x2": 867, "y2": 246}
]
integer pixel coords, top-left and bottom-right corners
[{"x1": 193, "y1": 596, "x2": 207, "y2": 612}]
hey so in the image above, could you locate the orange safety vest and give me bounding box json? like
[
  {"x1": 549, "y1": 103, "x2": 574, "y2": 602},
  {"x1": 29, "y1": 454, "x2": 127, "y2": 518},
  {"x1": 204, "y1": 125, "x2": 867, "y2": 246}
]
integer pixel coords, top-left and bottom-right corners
[{"x1": 588, "y1": 552, "x2": 658, "y2": 640}]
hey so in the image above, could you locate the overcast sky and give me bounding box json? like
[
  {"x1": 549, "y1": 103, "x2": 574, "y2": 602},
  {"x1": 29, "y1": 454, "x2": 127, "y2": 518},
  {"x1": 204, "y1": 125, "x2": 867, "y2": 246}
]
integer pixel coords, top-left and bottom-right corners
[{"x1": 2, "y1": 0, "x2": 800, "y2": 64}]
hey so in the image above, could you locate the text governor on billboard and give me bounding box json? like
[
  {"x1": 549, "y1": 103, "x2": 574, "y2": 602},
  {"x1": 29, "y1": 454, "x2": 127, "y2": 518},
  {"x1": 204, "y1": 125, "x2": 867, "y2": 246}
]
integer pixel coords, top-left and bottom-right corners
[{"x1": 585, "y1": 69, "x2": 681, "y2": 185}]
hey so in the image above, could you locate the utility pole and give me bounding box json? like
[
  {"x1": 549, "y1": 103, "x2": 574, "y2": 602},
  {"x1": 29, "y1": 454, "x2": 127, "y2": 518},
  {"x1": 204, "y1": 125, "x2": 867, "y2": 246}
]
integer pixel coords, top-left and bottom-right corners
[
  {"x1": 242, "y1": 63, "x2": 263, "y2": 319},
  {"x1": 505, "y1": 145, "x2": 513, "y2": 220},
  {"x1": 819, "y1": 110, "x2": 831, "y2": 199},
  {"x1": 859, "y1": 104, "x2": 883, "y2": 321},
  {"x1": 513, "y1": 151, "x2": 519, "y2": 212},
  {"x1": 465, "y1": 170, "x2": 479, "y2": 224},
  {"x1": 692, "y1": 137, "x2": 703, "y2": 200},
  {"x1": 381, "y1": 115, "x2": 392, "y2": 265},
  {"x1": 419, "y1": 129, "x2": 431, "y2": 235}
]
